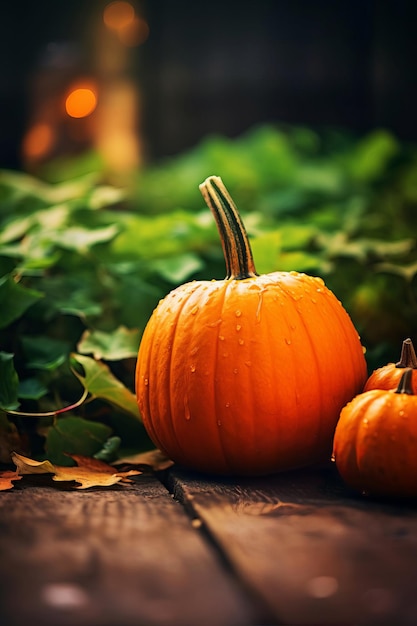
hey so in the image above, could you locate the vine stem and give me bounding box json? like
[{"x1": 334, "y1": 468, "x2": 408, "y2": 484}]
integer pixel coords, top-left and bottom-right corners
[
  {"x1": 5, "y1": 388, "x2": 89, "y2": 418},
  {"x1": 199, "y1": 175, "x2": 258, "y2": 280}
]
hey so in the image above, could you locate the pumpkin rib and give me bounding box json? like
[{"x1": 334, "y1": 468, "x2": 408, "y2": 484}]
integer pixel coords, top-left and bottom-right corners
[
  {"x1": 348, "y1": 395, "x2": 372, "y2": 490},
  {"x1": 167, "y1": 283, "x2": 224, "y2": 467},
  {"x1": 333, "y1": 392, "x2": 375, "y2": 490},
  {"x1": 144, "y1": 290, "x2": 188, "y2": 459},
  {"x1": 290, "y1": 284, "x2": 327, "y2": 458},
  {"x1": 151, "y1": 282, "x2": 210, "y2": 461},
  {"x1": 161, "y1": 291, "x2": 190, "y2": 461},
  {"x1": 207, "y1": 280, "x2": 237, "y2": 474},
  {"x1": 353, "y1": 393, "x2": 384, "y2": 476},
  {"x1": 357, "y1": 393, "x2": 404, "y2": 493},
  {"x1": 171, "y1": 281, "x2": 237, "y2": 473},
  {"x1": 262, "y1": 283, "x2": 301, "y2": 466},
  {"x1": 213, "y1": 279, "x2": 259, "y2": 473}
]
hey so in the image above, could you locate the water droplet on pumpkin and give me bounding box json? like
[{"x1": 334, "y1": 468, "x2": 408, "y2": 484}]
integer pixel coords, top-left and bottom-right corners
[
  {"x1": 399, "y1": 410, "x2": 406, "y2": 417},
  {"x1": 144, "y1": 378, "x2": 149, "y2": 386},
  {"x1": 311, "y1": 298, "x2": 317, "y2": 304},
  {"x1": 245, "y1": 361, "x2": 252, "y2": 367},
  {"x1": 330, "y1": 454, "x2": 336, "y2": 462},
  {"x1": 217, "y1": 420, "x2": 222, "y2": 426},
  {"x1": 285, "y1": 338, "x2": 291, "y2": 345},
  {"x1": 236, "y1": 324, "x2": 242, "y2": 332},
  {"x1": 190, "y1": 365, "x2": 196, "y2": 373},
  {"x1": 233, "y1": 368, "x2": 238, "y2": 374},
  {"x1": 190, "y1": 347, "x2": 198, "y2": 356},
  {"x1": 208, "y1": 319, "x2": 222, "y2": 328},
  {"x1": 184, "y1": 399, "x2": 191, "y2": 421},
  {"x1": 219, "y1": 335, "x2": 225, "y2": 341},
  {"x1": 225, "y1": 402, "x2": 230, "y2": 408},
  {"x1": 190, "y1": 306, "x2": 198, "y2": 315},
  {"x1": 238, "y1": 339, "x2": 245, "y2": 346},
  {"x1": 256, "y1": 292, "x2": 263, "y2": 322},
  {"x1": 235, "y1": 310, "x2": 242, "y2": 317}
]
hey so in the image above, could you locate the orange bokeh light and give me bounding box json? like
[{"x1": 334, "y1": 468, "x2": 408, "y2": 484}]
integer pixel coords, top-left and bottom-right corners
[
  {"x1": 65, "y1": 87, "x2": 98, "y2": 119},
  {"x1": 22, "y1": 123, "x2": 55, "y2": 159},
  {"x1": 103, "y1": 1, "x2": 135, "y2": 30}
]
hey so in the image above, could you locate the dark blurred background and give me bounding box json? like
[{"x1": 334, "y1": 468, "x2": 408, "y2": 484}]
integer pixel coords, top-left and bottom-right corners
[{"x1": 1, "y1": 0, "x2": 416, "y2": 171}]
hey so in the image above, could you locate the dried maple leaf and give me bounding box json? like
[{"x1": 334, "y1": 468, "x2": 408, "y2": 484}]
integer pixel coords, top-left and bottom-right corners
[
  {"x1": 114, "y1": 448, "x2": 174, "y2": 471},
  {"x1": 52, "y1": 466, "x2": 139, "y2": 489},
  {"x1": 11, "y1": 453, "x2": 55, "y2": 475},
  {"x1": 0, "y1": 470, "x2": 22, "y2": 491},
  {"x1": 11, "y1": 452, "x2": 141, "y2": 490}
]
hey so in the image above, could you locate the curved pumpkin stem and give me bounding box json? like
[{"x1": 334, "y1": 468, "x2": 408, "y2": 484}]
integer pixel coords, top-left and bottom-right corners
[
  {"x1": 395, "y1": 338, "x2": 417, "y2": 369},
  {"x1": 395, "y1": 368, "x2": 414, "y2": 395},
  {"x1": 199, "y1": 176, "x2": 258, "y2": 280}
]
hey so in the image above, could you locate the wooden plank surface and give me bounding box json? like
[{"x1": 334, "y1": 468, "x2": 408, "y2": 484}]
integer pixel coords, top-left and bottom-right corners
[
  {"x1": 168, "y1": 465, "x2": 417, "y2": 626},
  {"x1": 0, "y1": 473, "x2": 256, "y2": 626}
]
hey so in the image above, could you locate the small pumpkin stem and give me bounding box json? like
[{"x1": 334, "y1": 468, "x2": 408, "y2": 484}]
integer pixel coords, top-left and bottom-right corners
[
  {"x1": 199, "y1": 176, "x2": 258, "y2": 280},
  {"x1": 394, "y1": 368, "x2": 414, "y2": 395},
  {"x1": 395, "y1": 338, "x2": 417, "y2": 369}
]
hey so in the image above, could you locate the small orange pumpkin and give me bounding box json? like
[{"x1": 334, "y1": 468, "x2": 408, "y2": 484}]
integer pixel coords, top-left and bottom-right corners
[
  {"x1": 364, "y1": 337, "x2": 417, "y2": 393},
  {"x1": 333, "y1": 369, "x2": 417, "y2": 498},
  {"x1": 136, "y1": 176, "x2": 367, "y2": 475}
]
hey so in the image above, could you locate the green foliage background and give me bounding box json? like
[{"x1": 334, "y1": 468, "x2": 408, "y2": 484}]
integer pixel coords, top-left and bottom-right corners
[{"x1": 1, "y1": 124, "x2": 416, "y2": 463}]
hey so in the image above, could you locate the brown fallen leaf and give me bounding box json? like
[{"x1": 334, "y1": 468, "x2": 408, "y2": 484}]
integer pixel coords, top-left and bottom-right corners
[
  {"x1": 11, "y1": 452, "x2": 141, "y2": 490},
  {"x1": 53, "y1": 466, "x2": 140, "y2": 489},
  {"x1": 113, "y1": 448, "x2": 174, "y2": 471},
  {"x1": 68, "y1": 454, "x2": 120, "y2": 473},
  {"x1": 11, "y1": 453, "x2": 55, "y2": 475},
  {"x1": 0, "y1": 470, "x2": 22, "y2": 491}
]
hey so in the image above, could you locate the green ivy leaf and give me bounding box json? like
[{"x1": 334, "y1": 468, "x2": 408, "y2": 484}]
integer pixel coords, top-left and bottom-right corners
[
  {"x1": 51, "y1": 224, "x2": 120, "y2": 253},
  {"x1": 77, "y1": 326, "x2": 141, "y2": 361},
  {"x1": 45, "y1": 416, "x2": 113, "y2": 466},
  {"x1": 0, "y1": 352, "x2": 19, "y2": 410},
  {"x1": 70, "y1": 353, "x2": 141, "y2": 419},
  {"x1": 152, "y1": 252, "x2": 204, "y2": 283},
  {"x1": 39, "y1": 275, "x2": 103, "y2": 319},
  {"x1": 0, "y1": 275, "x2": 43, "y2": 329},
  {"x1": 21, "y1": 336, "x2": 69, "y2": 371},
  {"x1": 18, "y1": 377, "x2": 49, "y2": 400}
]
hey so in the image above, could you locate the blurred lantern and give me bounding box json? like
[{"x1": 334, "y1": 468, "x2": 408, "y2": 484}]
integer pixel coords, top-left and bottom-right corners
[{"x1": 21, "y1": 1, "x2": 148, "y2": 182}]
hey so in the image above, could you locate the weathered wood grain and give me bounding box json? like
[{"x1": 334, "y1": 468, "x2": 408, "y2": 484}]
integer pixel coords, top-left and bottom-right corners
[
  {"x1": 168, "y1": 465, "x2": 417, "y2": 626},
  {"x1": 0, "y1": 473, "x2": 256, "y2": 626}
]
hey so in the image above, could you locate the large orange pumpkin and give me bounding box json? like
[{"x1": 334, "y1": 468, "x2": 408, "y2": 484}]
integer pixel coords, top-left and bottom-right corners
[
  {"x1": 364, "y1": 337, "x2": 417, "y2": 394},
  {"x1": 136, "y1": 176, "x2": 367, "y2": 475},
  {"x1": 333, "y1": 368, "x2": 417, "y2": 498}
]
